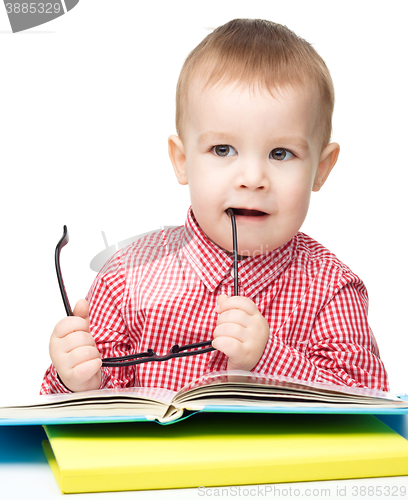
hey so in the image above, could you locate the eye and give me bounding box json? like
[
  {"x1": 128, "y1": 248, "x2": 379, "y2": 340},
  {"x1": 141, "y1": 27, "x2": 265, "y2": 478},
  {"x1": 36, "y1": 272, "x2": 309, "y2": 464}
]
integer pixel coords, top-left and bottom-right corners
[
  {"x1": 270, "y1": 148, "x2": 294, "y2": 161},
  {"x1": 212, "y1": 145, "x2": 237, "y2": 157}
]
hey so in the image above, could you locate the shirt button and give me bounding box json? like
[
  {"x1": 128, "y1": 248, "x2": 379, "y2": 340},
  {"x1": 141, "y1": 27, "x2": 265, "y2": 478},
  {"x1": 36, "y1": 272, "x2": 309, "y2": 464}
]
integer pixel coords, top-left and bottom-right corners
[{"x1": 230, "y1": 268, "x2": 235, "y2": 278}]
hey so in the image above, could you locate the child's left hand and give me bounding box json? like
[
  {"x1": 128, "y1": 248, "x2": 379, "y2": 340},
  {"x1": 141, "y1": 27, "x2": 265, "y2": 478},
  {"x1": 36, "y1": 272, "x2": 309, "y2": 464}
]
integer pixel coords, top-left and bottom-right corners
[{"x1": 212, "y1": 294, "x2": 270, "y2": 371}]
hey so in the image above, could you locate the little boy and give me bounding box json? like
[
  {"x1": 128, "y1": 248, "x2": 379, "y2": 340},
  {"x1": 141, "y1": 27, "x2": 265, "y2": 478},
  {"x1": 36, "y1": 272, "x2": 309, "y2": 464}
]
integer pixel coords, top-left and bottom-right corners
[{"x1": 41, "y1": 19, "x2": 389, "y2": 395}]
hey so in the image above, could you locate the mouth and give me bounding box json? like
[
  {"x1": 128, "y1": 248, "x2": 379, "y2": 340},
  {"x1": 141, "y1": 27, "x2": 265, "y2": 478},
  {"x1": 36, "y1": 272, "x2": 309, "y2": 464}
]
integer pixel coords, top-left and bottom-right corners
[{"x1": 227, "y1": 208, "x2": 268, "y2": 217}]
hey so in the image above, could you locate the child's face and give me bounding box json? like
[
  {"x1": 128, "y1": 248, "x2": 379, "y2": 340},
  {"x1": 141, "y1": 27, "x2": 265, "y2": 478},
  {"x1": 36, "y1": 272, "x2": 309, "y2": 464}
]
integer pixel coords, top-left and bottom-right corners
[{"x1": 169, "y1": 81, "x2": 339, "y2": 256}]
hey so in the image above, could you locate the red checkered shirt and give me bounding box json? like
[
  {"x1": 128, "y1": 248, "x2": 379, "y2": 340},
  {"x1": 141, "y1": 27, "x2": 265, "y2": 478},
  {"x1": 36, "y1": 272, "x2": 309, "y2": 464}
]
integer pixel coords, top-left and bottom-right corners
[{"x1": 41, "y1": 208, "x2": 389, "y2": 394}]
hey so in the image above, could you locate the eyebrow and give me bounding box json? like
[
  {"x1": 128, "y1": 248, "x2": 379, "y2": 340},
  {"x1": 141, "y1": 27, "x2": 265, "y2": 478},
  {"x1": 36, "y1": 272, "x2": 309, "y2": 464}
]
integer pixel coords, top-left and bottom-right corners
[
  {"x1": 272, "y1": 136, "x2": 311, "y2": 153},
  {"x1": 197, "y1": 132, "x2": 238, "y2": 145},
  {"x1": 197, "y1": 132, "x2": 310, "y2": 153}
]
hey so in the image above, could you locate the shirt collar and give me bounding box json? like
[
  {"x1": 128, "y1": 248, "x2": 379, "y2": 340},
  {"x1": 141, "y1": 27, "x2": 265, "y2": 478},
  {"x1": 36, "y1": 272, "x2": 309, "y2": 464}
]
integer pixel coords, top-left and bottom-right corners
[{"x1": 181, "y1": 208, "x2": 296, "y2": 298}]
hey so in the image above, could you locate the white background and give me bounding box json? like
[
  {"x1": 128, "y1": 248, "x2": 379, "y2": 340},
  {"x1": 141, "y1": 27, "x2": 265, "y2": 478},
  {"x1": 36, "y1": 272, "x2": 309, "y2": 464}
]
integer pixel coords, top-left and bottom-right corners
[{"x1": 0, "y1": 0, "x2": 406, "y2": 399}]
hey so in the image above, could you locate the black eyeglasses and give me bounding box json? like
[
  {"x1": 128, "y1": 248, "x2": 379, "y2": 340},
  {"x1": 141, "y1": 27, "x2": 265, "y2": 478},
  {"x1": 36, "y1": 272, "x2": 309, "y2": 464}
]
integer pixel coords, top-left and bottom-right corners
[{"x1": 55, "y1": 209, "x2": 239, "y2": 367}]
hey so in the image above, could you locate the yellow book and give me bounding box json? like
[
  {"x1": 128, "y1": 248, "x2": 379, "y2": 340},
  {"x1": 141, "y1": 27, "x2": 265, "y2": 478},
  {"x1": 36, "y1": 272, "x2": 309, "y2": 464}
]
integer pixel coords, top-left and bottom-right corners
[{"x1": 42, "y1": 412, "x2": 408, "y2": 494}]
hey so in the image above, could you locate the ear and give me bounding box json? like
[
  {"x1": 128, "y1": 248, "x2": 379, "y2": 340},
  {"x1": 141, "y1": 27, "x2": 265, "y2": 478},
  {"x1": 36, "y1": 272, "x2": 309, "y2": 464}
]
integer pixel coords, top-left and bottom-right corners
[
  {"x1": 168, "y1": 134, "x2": 188, "y2": 185},
  {"x1": 312, "y1": 142, "x2": 340, "y2": 192}
]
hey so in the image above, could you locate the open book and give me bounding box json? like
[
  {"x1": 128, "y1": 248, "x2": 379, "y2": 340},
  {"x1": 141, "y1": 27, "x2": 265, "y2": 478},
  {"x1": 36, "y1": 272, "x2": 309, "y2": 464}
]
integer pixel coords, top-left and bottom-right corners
[{"x1": 1, "y1": 370, "x2": 407, "y2": 425}]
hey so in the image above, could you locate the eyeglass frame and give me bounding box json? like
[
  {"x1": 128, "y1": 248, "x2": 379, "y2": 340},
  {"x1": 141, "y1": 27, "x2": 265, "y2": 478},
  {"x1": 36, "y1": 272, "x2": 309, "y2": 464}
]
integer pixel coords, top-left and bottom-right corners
[{"x1": 54, "y1": 210, "x2": 238, "y2": 367}]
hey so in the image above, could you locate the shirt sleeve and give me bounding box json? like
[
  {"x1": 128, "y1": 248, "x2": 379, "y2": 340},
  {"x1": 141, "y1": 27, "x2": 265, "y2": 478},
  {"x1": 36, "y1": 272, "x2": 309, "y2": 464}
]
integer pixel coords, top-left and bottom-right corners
[
  {"x1": 40, "y1": 250, "x2": 136, "y2": 395},
  {"x1": 40, "y1": 364, "x2": 73, "y2": 394},
  {"x1": 254, "y1": 273, "x2": 390, "y2": 392}
]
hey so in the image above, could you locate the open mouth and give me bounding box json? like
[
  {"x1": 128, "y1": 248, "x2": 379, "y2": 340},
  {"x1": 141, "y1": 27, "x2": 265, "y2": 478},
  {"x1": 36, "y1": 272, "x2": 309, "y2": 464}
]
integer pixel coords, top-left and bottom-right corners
[{"x1": 228, "y1": 208, "x2": 267, "y2": 217}]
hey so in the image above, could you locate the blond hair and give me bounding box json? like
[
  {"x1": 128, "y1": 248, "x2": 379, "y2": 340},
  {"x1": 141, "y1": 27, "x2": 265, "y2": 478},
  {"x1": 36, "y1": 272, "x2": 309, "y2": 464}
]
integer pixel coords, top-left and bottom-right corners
[{"x1": 176, "y1": 19, "x2": 334, "y2": 149}]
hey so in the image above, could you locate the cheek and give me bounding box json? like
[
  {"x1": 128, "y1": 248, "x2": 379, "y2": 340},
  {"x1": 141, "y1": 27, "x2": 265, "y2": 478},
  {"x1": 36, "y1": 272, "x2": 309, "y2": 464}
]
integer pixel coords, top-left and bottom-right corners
[
  {"x1": 189, "y1": 176, "x2": 218, "y2": 209},
  {"x1": 188, "y1": 162, "x2": 225, "y2": 205},
  {"x1": 280, "y1": 171, "x2": 312, "y2": 200},
  {"x1": 278, "y1": 176, "x2": 313, "y2": 217}
]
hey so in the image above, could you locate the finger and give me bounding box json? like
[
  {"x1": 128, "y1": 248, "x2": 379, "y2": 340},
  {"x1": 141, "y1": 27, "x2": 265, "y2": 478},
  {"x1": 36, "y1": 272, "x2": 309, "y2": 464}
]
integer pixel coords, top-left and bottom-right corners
[
  {"x1": 60, "y1": 331, "x2": 98, "y2": 354},
  {"x1": 212, "y1": 336, "x2": 243, "y2": 359},
  {"x1": 66, "y1": 345, "x2": 102, "y2": 370},
  {"x1": 213, "y1": 323, "x2": 246, "y2": 342},
  {"x1": 216, "y1": 296, "x2": 259, "y2": 316},
  {"x1": 53, "y1": 316, "x2": 90, "y2": 339},
  {"x1": 216, "y1": 308, "x2": 250, "y2": 328},
  {"x1": 73, "y1": 299, "x2": 90, "y2": 327},
  {"x1": 70, "y1": 358, "x2": 103, "y2": 383},
  {"x1": 216, "y1": 294, "x2": 229, "y2": 307}
]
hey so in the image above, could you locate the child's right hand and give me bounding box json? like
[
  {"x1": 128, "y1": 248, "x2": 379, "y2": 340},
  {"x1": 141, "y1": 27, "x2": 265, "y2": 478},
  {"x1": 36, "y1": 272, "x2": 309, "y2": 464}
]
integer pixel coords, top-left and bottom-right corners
[{"x1": 49, "y1": 299, "x2": 102, "y2": 392}]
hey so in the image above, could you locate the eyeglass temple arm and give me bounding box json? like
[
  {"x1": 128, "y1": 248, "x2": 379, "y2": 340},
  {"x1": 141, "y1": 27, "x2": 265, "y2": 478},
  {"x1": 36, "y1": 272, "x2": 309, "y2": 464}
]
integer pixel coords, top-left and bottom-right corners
[
  {"x1": 55, "y1": 225, "x2": 73, "y2": 317},
  {"x1": 227, "y1": 208, "x2": 238, "y2": 296}
]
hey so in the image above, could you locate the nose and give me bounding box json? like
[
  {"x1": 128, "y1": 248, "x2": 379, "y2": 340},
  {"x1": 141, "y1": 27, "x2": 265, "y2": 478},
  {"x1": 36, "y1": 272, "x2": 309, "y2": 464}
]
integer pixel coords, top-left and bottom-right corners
[{"x1": 234, "y1": 159, "x2": 270, "y2": 191}]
